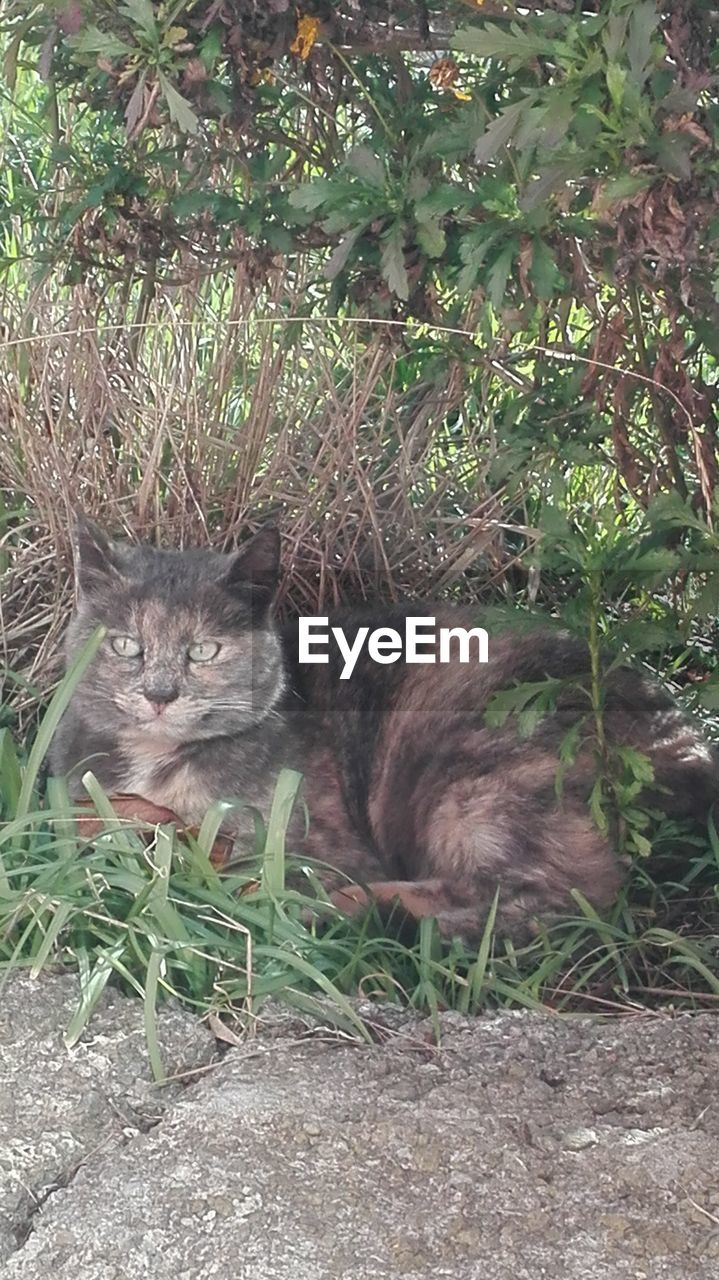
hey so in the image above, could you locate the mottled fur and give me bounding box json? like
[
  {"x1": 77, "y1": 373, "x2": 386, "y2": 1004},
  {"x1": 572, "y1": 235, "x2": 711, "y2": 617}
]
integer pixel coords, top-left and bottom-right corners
[{"x1": 51, "y1": 518, "x2": 719, "y2": 944}]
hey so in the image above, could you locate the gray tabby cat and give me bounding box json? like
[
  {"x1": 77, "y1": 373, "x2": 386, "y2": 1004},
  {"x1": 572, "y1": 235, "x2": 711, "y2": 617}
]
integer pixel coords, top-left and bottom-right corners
[{"x1": 50, "y1": 516, "x2": 719, "y2": 943}]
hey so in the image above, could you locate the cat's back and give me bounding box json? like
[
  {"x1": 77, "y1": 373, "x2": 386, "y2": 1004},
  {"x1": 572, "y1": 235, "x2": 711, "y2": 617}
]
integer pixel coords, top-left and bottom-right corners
[
  {"x1": 282, "y1": 603, "x2": 716, "y2": 838},
  {"x1": 284, "y1": 604, "x2": 590, "y2": 718}
]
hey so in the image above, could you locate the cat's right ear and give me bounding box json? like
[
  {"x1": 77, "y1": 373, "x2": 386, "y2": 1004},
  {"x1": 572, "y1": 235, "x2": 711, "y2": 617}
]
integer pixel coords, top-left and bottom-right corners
[
  {"x1": 221, "y1": 525, "x2": 281, "y2": 606},
  {"x1": 73, "y1": 514, "x2": 124, "y2": 595}
]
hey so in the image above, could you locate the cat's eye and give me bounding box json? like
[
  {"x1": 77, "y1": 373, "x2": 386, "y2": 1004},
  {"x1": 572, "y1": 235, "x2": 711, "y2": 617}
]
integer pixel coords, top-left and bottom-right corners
[
  {"x1": 188, "y1": 641, "x2": 221, "y2": 663},
  {"x1": 110, "y1": 635, "x2": 142, "y2": 658}
]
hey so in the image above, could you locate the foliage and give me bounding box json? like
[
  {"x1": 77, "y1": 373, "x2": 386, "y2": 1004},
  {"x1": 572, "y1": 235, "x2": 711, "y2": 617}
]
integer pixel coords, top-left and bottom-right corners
[{"x1": 2, "y1": 1, "x2": 719, "y2": 513}]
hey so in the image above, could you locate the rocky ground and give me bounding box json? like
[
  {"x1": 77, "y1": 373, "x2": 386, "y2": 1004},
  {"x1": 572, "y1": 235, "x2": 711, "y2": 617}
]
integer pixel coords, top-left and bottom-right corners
[{"x1": 1, "y1": 973, "x2": 718, "y2": 1279}]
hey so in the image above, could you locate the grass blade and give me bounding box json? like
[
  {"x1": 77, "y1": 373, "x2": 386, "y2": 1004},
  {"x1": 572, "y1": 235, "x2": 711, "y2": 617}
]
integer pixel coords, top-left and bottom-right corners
[
  {"x1": 460, "y1": 888, "x2": 499, "y2": 1014},
  {"x1": 64, "y1": 942, "x2": 123, "y2": 1047},
  {"x1": 262, "y1": 768, "x2": 303, "y2": 896},
  {"x1": 0, "y1": 727, "x2": 22, "y2": 814},
  {"x1": 143, "y1": 825, "x2": 174, "y2": 1083},
  {"x1": 30, "y1": 900, "x2": 73, "y2": 978},
  {"x1": 17, "y1": 626, "x2": 106, "y2": 820}
]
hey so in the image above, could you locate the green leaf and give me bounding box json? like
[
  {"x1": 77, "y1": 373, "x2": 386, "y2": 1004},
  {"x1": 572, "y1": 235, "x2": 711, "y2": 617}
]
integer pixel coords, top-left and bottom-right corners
[
  {"x1": 407, "y1": 173, "x2": 430, "y2": 202},
  {"x1": 4, "y1": 31, "x2": 21, "y2": 93},
  {"x1": 606, "y1": 63, "x2": 627, "y2": 110},
  {"x1": 627, "y1": 1, "x2": 659, "y2": 82},
  {"x1": 64, "y1": 946, "x2": 125, "y2": 1048},
  {"x1": 691, "y1": 574, "x2": 719, "y2": 619},
  {"x1": 172, "y1": 190, "x2": 215, "y2": 218},
  {"x1": 589, "y1": 777, "x2": 609, "y2": 834},
  {"x1": 593, "y1": 173, "x2": 653, "y2": 211},
  {"x1": 613, "y1": 620, "x2": 676, "y2": 652},
  {"x1": 288, "y1": 180, "x2": 337, "y2": 212},
  {"x1": 119, "y1": 0, "x2": 157, "y2": 41},
  {"x1": 415, "y1": 217, "x2": 446, "y2": 258},
  {"x1": 555, "y1": 722, "x2": 582, "y2": 800},
  {"x1": 485, "y1": 678, "x2": 562, "y2": 730},
  {"x1": 654, "y1": 132, "x2": 693, "y2": 181},
  {"x1": 625, "y1": 548, "x2": 681, "y2": 575},
  {"x1": 266, "y1": 225, "x2": 294, "y2": 253},
  {"x1": 486, "y1": 239, "x2": 516, "y2": 310},
  {"x1": 344, "y1": 145, "x2": 384, "y2": 189},
  {"x1": 213, "y1": 194, "x2": 245, "y2": 223},
  {"x1": 697, "y1": 683, "x2": 719, "y2": 711},
  {"x1": 454, "y1": 23, "x2": 561, "y2": 62},
  {"x1": 539, "y1": 93, "x2": 575, "y2": 150},
  {"x1": 616, "y1": 745, "x2": 655, "y2": 785},
  {"x1": 67, "y1": 27, "x2": 133, "y2": 58},
  {"x1": 457, "y1": 228, "x2": 500, "y2": 292},
  {"x1": 157, "y1": 71, "x2": 199, "y2": 134},
  {"x1": 321, "y1": 210, "x2": 355, "y2": 234},
  {"x1": 473, "y1": 100, "x2": 527, "y2": 165},
  {"x1": 252, "y1": 943, "x2": 371, "y2": 1041},
  {"x1": 324, "y1": 225, "x2": 363, "y2": 280},
  {"x1": 630, "y1": 831, "x2": 653, "y2": 858},
  {"x1": 515, "y1": 104, "x2": 551, "y2": 155},
  {"x1": 517, "y1": 694, "x2": 553, "y2": 738},
  {"x1": 206, "y1": 81, "x2": 233, "y2": 115},
  {"x1": 695, "y1": 668, "x2": 719, "y2": 711},
  {"x1": 199, "y1": 25, "x2": 223, "y2": 72},
  {"x1": 602, "y1": 13, "x2": 628, "y2": 63},
  {"x1": 528, "y1": 238, "x2": 560, "y2": 299},
  {"x1": 415, "y1": 184, "x2": 471, "y2": 219},
  {"x1": 380, "y1": 223, "x2": 409, "y2": 301},
  {"x1": 461, "y1": 888, "x2": 500, "y2": 1012},
  {"x1": 645, "y1": 494, "x2": 708, "y2": 534}
]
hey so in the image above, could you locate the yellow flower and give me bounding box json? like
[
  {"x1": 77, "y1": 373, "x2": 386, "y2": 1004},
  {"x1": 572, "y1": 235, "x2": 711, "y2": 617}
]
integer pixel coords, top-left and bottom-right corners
[{"x1": 290, "y1": 14, "x2": 321, "y2": 60}]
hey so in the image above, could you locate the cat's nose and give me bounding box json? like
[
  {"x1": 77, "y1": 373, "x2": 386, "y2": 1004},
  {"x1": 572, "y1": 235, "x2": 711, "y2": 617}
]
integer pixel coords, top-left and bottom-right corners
[{"x1": 143, "y1": 687, "x2": 179, "y2": 716}]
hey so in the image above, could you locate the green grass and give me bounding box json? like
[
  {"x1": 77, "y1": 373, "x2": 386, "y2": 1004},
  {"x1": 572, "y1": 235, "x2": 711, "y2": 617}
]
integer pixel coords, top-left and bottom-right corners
[{"x1": 1, "y1": 663, "x2": 719, "y2": 1080}]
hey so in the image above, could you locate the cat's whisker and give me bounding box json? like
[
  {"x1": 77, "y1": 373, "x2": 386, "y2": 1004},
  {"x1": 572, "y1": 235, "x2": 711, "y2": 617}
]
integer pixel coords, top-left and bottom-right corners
[{"x1": 207, "y1": 705, "x2": 266, "y2": 714}]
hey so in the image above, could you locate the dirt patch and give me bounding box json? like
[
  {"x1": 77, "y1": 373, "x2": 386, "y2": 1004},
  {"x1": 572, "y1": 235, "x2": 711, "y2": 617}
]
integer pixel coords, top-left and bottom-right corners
[{"x1": 2, "y1": 977, "x2": 719, "y2": 1278}]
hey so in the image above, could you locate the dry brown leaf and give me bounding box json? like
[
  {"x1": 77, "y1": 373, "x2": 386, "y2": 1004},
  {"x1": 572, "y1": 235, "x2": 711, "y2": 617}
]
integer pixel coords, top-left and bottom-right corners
[{"x1": 207, "y1": 1012, "x2": 245, "y2": 1047}]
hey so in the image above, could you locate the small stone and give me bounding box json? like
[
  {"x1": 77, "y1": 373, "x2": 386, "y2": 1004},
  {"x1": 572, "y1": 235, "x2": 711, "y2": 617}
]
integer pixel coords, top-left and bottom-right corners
[
  {"x1": 601, "y1": 1213, "x2": 629, "y2": 1238},
  {"x1": 208, "y1": 1195, "x2": 234, "y2": 1217},
  {"x1": 52, "y1": 1231, "x2": 77, "y2": 1248},
  {"x1": 562, "y1": 1128, "x2": 600, "y2": 1151}
]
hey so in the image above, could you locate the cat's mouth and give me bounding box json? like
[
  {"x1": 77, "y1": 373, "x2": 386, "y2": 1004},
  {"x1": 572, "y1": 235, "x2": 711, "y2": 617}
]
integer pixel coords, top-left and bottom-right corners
[
  {"x1": 120, "y1": 697, "x2": 255, "y2": 738},
  {"x1": 125, "y1": 701, "x2": 194, "y2": 738}
]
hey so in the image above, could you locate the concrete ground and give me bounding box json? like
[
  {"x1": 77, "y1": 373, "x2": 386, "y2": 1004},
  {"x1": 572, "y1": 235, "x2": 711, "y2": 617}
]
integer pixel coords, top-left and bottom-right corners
[{"x1": 1, "y1": 973, "x2": 718, "y2": 1279}]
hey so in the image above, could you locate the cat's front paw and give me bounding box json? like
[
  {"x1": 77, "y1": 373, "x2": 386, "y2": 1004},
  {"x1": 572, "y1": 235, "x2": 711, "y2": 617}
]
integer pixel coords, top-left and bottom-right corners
[
  {"x1": 328, "y1": 883, "x2": 372, "y2": 915},
  {"x1": 299, "y1": 882, "x2": 370, "y2": 931}
]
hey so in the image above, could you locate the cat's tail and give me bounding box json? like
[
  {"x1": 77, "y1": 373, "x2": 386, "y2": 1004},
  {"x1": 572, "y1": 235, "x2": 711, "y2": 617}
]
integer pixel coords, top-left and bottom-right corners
[
  {"x1": 604, "y1": 665, "x2": 719, "y2": 821},
  {"x1": 533, "y1": 635, "x2": 719, "y2": 820}
]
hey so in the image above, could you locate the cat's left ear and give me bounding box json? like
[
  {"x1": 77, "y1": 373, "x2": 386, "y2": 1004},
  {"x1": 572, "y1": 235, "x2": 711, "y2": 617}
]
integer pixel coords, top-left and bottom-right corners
[
  {"x1": 73, "y1": 513, "x2": 125, "y2": 595},
  {"x1": 222, "y1": 525, "x2": 281, "y2": 603}
]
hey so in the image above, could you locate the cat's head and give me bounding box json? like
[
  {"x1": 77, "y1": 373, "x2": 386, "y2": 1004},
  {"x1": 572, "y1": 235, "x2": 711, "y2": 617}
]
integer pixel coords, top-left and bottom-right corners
[{"x1": 65, "y1": 515, "x2": 285, "y2": 741}]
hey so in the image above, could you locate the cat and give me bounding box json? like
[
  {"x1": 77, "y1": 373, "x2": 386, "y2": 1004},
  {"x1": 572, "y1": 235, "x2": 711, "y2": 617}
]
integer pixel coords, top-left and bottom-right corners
[{"x1": 50, "y1": 516, "x2": 719, "y2": 944}]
